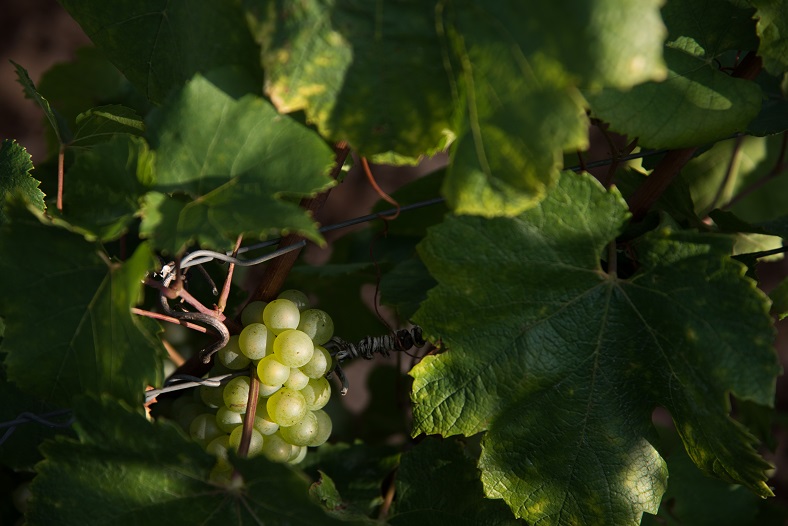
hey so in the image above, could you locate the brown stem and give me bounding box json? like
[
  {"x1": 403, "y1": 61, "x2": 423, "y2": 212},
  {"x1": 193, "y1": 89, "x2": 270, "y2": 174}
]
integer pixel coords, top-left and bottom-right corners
[
  {"x1": 708, "y1": 135, "x2": 744, "y2": 214},
  {"x1": 217, "y1": 235, "x2": 243, "y2": 314},
  {"x1": 378, "y1": 473, "x2": 397, "y2": 520},
  {"x1": 131, "y1": 307, "x2": 213, "y2": 334},
  {"x1": 237, "y1": 368, "x2": 260, "y2": 458},
  {"x1": 56, "y1": 145, "x2": 65, "y2": 211},
  {"x1": 626, "y1": 51, "x2": 762, "y2": 221}
]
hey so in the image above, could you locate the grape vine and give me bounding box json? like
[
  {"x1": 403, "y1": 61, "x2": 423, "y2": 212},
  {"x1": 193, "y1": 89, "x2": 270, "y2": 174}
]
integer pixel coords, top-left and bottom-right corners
[{"x1": 1, "y1": 1, "x2": 787, "y2": 525}]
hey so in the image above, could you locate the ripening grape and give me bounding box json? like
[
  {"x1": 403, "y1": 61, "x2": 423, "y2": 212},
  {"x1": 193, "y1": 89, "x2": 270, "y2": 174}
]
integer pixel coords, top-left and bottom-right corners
[
  {"x1": 297, "y1": 309, "x2": 334, "y2": 345},
  {"x1": 277, "y1": 289, "x2": 310, "y2": 311},
  {"x1": 229, "y1": 425, "x2": 264, "y2": 457},
  {"x1": 279, "y1": 410, "x2": 319, "y2": 446},
  {"x1": 190, "y1": 413, "x2": 225, "y2": 447},
  {"x1": 257, "y1": 355, "x2": 290, "y2": 386},
  {"x1": 218, "y1": 335, "x2": 251, "y2": 370},
  {"x1": 241, "y1": 300, "x2": 267, "y2": 326},
  {"x1": 266, "y1": 387, "x2": 307, "y2": 426},
  {"x1": 284, "y1": 367, "x2": 310, "y2": 391},
  {"x1": 309, "y1": 409, "x2": 333, "y2": 447},
  {"x1": 199, "y1": 384, "x2": 225, "y2": 409},
  {"x1": 300, "y1": 345, "x2": 332, "y2": 379},
  {"x1": 262, "y1": 432, "x2": 294, "y2": 463},
  {"x1": 253, "y1": 402, "x2": 279, "y2": 435},
  {"x1": 215, "y1": 406, "x2": 244, "y2": 433},
  {"x1": 258, "y1": 383, "x2": 282, "y2": 397},
  {"x1": 238, "y1": 323, "x2": 272, "y2": 360},
  {"x1": 289, "y1": 446, "x2": 308, "y2": 464},
  {"x1": 273, "y1": 329, "x2": 314, "y2": 368},
  {"x1": 263, "y1": 299, "x2": 301, "y2": 334},
  {"x1": 300, "y1": 377, "x2": 331, "y2": 410},
  {"x1": 223, "y1": 376, "x2": 251, "y2": 413}
]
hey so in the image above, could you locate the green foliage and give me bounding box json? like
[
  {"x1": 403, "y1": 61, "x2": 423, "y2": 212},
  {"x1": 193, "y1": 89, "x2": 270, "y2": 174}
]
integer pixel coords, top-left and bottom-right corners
[{"x1": 1, "y1": 1, "x2": 786, "y2": 525}]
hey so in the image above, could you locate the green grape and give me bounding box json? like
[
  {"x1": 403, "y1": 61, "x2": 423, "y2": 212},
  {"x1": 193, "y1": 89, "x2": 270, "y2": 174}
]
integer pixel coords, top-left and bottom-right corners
[
  {"x1": 258, "y1": 383, "x2": 282, "y2": 397},
  {"x1": 273, "y1": 329, "x2": 314, "y2": 368},
  {"x1": 215, "y1": 406, "x2": 243, "y2": 433},
  {"x1": 300, "y1": 345, "x2": 332, "y2": 379},
  {"x1": 284, "y1": 367, "x2": 310, "y2": 390},
  {"x1": 238, "y1": 323, "x2": 272, "y2": 360},
  {"x1": 199, "y1": 384, "x2": 225, "y2": 409},
  {"x1": 277, "y1": 289, "x2": 310, "y2": 311},
  {"x1": 288, "y1": 446, "x2": 308, "y2": 464},
  {"x1": 279, "y1": 410, "x2": 318, "y2": 447},
  {"x1": 309, "y1": 409, "x2": 333, "y2": 447},
  {"x1": 266, "y1": 387, "x2": 308, "y2": 426},
  {"x1": 262, "y1": 432, "x2": 293, "y2": 463},
  {"x1": 300, "y1": 377, "x2": 331, "y2": 410},
  {"x1": 229, "y1": 426, "x2": 264, "y2": 457},
  {"x1": 253, "y1": 402, "x2": 280, "y2": 435},
  {"x1": 207, "y1": 435, "x2": 231, "y2": 459},
  {"x1": 241, "y1": 300, "x2": 267, "y2": 326},
  {"x1": 263, "y1": 299, "x2": 300, "y2": 334},
  {"x1": 174, "y1": 400, "x2": 205, "y2": 432},
  {"x1": 223, "y1": 376, "x2": 251, "y2": 413},
  {"x1": 257, "y1": 355, "x2": 290, "y2": 386},
  {"x1": 218, "y1": 335, "x2": 251, "y2": 370},
  {"x1": 296, "y1": 309, "x2": 334, "y2": 345},
  {"x1": 189, "y1": 413, "x2": 225, "y2": 447}
]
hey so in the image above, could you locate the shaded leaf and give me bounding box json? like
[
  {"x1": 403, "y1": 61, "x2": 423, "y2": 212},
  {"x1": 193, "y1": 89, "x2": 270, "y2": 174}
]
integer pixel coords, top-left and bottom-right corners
[
  {"x1": 247, "y1": 0, "x2": 454, "y2": 160},
  {"x1": 411, "y1": 171, "x2": 779, "y2": 524},
  {"x1": 11, "y1": 61, "x2": 71, "y2": 144},
  {"x1": 0, "y1": 140, "x2": 45, "y2": 225},
  {"x1": 768, "y1": 277, "x2": 788, "y2": 320},
  {"x1": 751, "y1": 0, "x2": 788, "y2": 75},
  {"x1": 747, "y1": 71, "x2": 788, "y2": 135},
  {"x1": 70, "y1": 105, "x2": 145, "y2": 148},
  {"x1": 587, "y1": 0, "x2": 763, "y2": 149},
  {"x1": 140, "y1": 73, "x2": 335, "y2": 254},
  {"x1": 56, "y1": 135, "x2": 152, "y2": 241},
  {"x1": 0, "y1": 207, "x2": 163, "y2": 406},
  {"x1": 390, "y1": 438, "x2": 521, "y2": 525},
  {"x1": 379, "y1": 257, "x2": 435, "y2": 321},
  {"x1": 27, "y1": 395, "x2": 343, "y2": 525},
  {"x1": 60, "y1": 0, "x2": 262, "y2": 103}
]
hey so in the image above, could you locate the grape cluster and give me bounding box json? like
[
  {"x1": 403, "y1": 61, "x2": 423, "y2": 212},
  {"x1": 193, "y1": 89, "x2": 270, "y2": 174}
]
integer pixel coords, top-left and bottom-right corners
[{"x1": 171, "y1": 290, "x2": 335, "y2": 480}]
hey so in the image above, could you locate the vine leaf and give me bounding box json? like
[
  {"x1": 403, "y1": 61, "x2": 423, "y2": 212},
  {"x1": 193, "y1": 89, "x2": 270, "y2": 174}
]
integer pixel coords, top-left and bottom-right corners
[
  {"x1": 0, "y1": 139, "x2": 45, "y2": 225},
  {"x1": 750, "y1": 0, "x2": 788, "y2": 75},
  {"x1": 246, "y1": 0, "x2": 455, "y2": 162},
  {"x1": 59, "y1": 0, "x2": 261, "y2": 103},
  {"x1": 70, "y1": 105, "x2": 145, "y2": 148},
  {"x1": 54, "y1": 135, "x2": 152, "y2": 242},
  {"x1": 587, "y1": 0, "x2": 762, "y2": 149},
  {"x1": 0, "y1": 206, "x2": 163, "y2": 407},
  {"x1": 27, "y1": 395, "x2": 344, "y2": 526},
  {"x1": 140, "y1": 73, "x2": 336, "y2": 255},
  {"x1": 390, "y1": 438, "x2": 520, "y2": 525},
  {"x1": 440, "y1": 0, "x2": 665, "y2": 217},
  {"x1": 11, "y1": 61, "x2": 72, "y2": 144},
  {"x1": 411, "y1": 171, "x2": 780, "y2": 525}
]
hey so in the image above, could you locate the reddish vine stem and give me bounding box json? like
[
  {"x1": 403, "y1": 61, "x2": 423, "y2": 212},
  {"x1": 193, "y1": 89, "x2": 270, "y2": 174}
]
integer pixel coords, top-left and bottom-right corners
[
  {"x1": 627, "y1": 52, "x2": 762, "y2": 221},
  {"x1": 723, "y1": 131, "x2": 788, "y2": 210},
  {"x1": 361, "y1": 157, "x2": 400, "y2": 219},
  {"x1": 217, "y1": 235, "x2": 243, "y2": 315},
  {"x1": 131, "y1": 307, "x2": 213, "y2": 334},
  {"x1": 708, "y1": 135, "x2": 745, "y2": 214},
  {"x1": 56, "y1": 145, "x2": 65, "y2": 211},
  {"x1": 237, "y1": 142, "x2": 350, "y2": 457}
]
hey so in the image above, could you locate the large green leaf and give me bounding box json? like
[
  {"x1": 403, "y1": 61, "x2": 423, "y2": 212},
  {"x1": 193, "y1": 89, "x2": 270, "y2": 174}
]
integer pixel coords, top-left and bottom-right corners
[
  {"x1": 751, "y1": 0, "x2": 788, "y2": 75},
  {"x1": 27, "y1": 396, "x2": 343, "y2": 525},
  {"x1": 441, "y1": 0, "x2": 665, "y2": 216},
  {"x1": 411, "y1": 171, "x2": 779, "y2": 525},
  {"x1": 56, "y1": 135, "x2": 152, "y2": 242},
  {"x1": 587, "y1": 0, "x2": 763, "y2": 149},
  {"x1": 140, "y1": 73, "x2": 336, "y2": 254},
  {"x1": 0, "y1": 207, "x2": 163, "y2": 406},
  {"x1": 390, "y1": 438, "x2": 520, "y2": 525},
  {"x1": 0, "y1": 140, "x2": 45, "y2": 225},
  {"x1": 247, "y1": 0, "x2": 455, "y2": 160},
  {"x1": 12, "y1": 62, "x2": 72, "y2": 144},
  {"x1": 60, "y1": 0, "x2": 262, "y2": 103}
]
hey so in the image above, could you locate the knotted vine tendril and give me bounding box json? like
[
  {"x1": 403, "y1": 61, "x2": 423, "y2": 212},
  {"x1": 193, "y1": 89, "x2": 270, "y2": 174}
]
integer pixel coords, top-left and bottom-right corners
[{"x1": 326, "y1": 326, "x2": 426, "y2": 395}]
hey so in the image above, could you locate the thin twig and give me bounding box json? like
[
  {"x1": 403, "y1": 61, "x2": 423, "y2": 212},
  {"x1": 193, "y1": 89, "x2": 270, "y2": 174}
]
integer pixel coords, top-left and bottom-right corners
[
  {"x1": 56, "y1": 145, "x2": 65, "y2": 211},
  {"x1": 217, "y1": 235, "x2": 243, "y2": 314},
  {"x1": 708, "y1": 135, "x2": 744, "y2": 214},
  {"x1": 131, "y1": 307, "x2": 212, "y2": 334},
  {"x1": 237, "y1": 369, "x2": 260, "y2": 458},
  {"x1": 361, "y1": 157, "x2": 400, "y2": 219}
]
